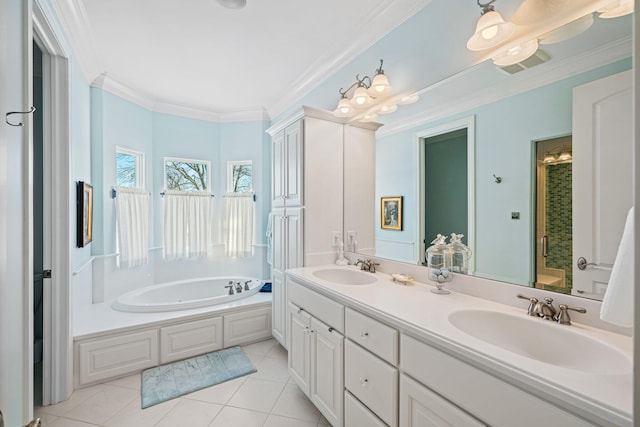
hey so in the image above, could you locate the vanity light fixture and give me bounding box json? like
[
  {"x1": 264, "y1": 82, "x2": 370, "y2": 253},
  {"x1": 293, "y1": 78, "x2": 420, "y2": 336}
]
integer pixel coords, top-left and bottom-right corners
[
  {"x1": 332, "y1": 59, "x2": 419, "y2": 122},
  {"x1": 467, "y1": 0, "x2": 516, "y2": 51},
  {"x1": 543, "y1": 147, "x2": 572, "y2": 163}
]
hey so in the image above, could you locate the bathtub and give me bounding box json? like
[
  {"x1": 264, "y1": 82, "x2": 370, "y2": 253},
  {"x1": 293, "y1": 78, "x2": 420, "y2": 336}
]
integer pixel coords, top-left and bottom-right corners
[{"x1": 111, "y1": 276, "x2": 264, "y2": 313}]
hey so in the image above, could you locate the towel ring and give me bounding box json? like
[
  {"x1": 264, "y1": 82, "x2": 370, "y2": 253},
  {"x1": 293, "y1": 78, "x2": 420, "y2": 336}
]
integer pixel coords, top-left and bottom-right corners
[{"x1": 6, "y1": 106, "x2": 36, "y2": 127}]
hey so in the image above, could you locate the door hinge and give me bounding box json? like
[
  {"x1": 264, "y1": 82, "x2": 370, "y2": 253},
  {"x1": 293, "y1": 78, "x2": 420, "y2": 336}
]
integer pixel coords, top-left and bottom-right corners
[{"x1": 43, "y1": 270, "x2": 52, "y2": 279}]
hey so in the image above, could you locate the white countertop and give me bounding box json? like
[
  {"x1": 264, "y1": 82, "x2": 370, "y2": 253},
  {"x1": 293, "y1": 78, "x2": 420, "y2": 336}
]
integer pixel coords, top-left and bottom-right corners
[{"x1": 286, "y1": 265, "x2": 632, "y2": 426}]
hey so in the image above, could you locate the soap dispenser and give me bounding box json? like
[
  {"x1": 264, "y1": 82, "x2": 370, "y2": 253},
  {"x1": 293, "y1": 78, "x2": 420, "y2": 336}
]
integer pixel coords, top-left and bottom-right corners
[
  {"x1": 425, "y1": 234, "x2": 452, "y2": 294},
  {"x1": 447, "y1": 233, "x2": 472, "y2": 275}
]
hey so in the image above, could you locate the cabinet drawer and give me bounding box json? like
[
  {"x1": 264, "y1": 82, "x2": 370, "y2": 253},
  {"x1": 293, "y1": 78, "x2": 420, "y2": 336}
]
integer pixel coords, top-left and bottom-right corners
[
  {"x1": 160, "y1": 317, "x2": 223, "y2": 364},
  {"x1": 223, "y1": 307, "x2": 272, "y2": 347},
  {"x1": 345, "y1": 391, "x2": 387, "y2": 427},
  {"x1": 401, "y1": 335, "x2": 595, "y2": 427},
  {"x1": 288, "y1": 280, "x2": 344, "y2": 332},
  {"x1": 345, "y1": 340, "x2": 398, "y2": 427},
  {"x1": 346, "y1": 308, "x2": 398, "y2": 365},
  {"x1": 77, "y1": 329, "x2": 158, "y2": 386},
  {"x1": 400, "y1": 374, "x2": 485, "y2": 427}
]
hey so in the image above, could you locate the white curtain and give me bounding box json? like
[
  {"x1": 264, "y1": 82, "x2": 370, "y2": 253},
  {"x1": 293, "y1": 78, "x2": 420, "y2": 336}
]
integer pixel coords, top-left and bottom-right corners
[
  {"x1": 163, "y1": 190, "x2": 213, "y2": 260},
  {"x1": 115, "y1": 186, "x2": 149, "y2": 268},
  {"x1": 224, "y1": 192, "x2": 254, "y2": 258}
]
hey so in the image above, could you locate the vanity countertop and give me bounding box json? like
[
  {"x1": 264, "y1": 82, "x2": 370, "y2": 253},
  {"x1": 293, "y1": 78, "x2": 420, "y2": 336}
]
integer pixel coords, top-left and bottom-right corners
[{"x1": 286, "y1": 265, "x2": 632, "y2": 426}]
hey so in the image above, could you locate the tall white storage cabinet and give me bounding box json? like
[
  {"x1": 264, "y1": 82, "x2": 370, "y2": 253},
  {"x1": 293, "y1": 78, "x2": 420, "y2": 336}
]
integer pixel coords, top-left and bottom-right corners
[{"x1": 267, "y1": 107, "x2": 381, "y2": 349}]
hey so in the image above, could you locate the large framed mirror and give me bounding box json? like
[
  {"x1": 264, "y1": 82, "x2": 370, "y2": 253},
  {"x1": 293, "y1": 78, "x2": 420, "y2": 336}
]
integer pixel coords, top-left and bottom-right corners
[{"x1": 343, "y1": 5, "x2": 632, "y2": 301}]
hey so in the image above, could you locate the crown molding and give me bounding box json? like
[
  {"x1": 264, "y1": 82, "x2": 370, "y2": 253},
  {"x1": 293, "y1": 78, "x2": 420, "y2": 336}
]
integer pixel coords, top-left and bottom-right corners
[
  {"x1": 378, "y1": 37, "x2": 632, "y2": 138},
  {"x1": 92, "y1": 74, "x2": 269, "y2": 123},
  {"x1": 267, "y1": 0, "x2": 434, "y2": 118}
]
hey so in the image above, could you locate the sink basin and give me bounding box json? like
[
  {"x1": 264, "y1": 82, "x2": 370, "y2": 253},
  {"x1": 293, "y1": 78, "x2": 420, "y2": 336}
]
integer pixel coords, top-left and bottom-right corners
[
  {"x1": 312, "y1": 268, "x2": 377, "y2": 285},
  {"x1": 448, "y1": 310, "x2": 631, "y2": 375}
]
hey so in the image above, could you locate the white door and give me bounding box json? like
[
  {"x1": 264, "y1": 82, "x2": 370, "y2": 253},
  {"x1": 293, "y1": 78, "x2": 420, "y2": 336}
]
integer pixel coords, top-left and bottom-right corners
[
  {"x1": 288, "y1": 302, "x2": 311, "y2": 396},
  {"x1": 286, "y1": 207, "x2": 304, "y2": 269},
  {"x1": 272, "y1": 130, "x2": 285, "y2": 207},
  {"x1": 0, "y1": 0, "x2": 34, "y2": 424},
  {"x1": 272, "y1": 208, "x2": 286, "y2": 272},
  {"x1": 271, "y1": 269, "x2": 287, "y2": 348},
  {"x1": 572, "y1": 70, "x2": 633, "y2": 299},
  {"x1": 310, "y1": 317, "x2": 344, "y2": 427}
]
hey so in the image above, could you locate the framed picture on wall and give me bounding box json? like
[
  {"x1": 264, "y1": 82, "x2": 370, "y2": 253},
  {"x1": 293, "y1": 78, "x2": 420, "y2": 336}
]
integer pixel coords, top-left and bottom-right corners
[
  {"x1": 76, "y1": 181, "x2": 93, "y2": 248},
  {"x1": 381, "y1": 196, "x2": 402, "y2": 231}
]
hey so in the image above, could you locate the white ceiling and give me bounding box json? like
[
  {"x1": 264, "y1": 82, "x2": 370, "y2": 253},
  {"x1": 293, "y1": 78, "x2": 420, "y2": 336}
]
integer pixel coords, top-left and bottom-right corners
[{"x1": 51, "y1": 0, "x2": 632, "y2": 121}]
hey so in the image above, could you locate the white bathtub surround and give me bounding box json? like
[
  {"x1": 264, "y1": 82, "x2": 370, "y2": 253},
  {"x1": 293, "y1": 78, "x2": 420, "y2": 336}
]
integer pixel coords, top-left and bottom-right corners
[
  {"x1": 224, "y1": 192, "x2": 254, "y2": 258},
  {"x1": 163, "y1": 190, "x2": 214, "y2": 260},
  {"x1": 114, "y1": 186, "x2": 150, "y2": 267},
  {"x1": 600, "y1": 206, "x2": 634, "y2": 327}
]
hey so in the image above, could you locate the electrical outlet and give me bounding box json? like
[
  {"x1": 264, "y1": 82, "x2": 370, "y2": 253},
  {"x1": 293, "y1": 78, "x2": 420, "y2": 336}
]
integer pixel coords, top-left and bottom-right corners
[{"x1": 332, "y1": 231, "x2": 343, "y2": 246}]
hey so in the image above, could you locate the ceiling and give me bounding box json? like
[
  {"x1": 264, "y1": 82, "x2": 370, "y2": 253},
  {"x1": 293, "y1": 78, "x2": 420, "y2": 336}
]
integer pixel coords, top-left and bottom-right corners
[{"x1": 50, "y1": 0, "x2": 632, "y2": 121}]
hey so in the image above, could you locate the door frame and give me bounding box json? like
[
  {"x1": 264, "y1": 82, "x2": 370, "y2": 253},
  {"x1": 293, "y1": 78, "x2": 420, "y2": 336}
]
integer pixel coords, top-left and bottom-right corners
[
  {"x1": 33, "y1": 0, "x2": 73, "y2": 406},
  {"x1": 414, "y1": 116, "x2": 475, "y2": 272}
]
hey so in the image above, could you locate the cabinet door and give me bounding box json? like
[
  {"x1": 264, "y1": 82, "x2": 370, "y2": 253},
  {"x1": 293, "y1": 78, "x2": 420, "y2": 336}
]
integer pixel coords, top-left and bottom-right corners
[
  {"x1": 272, "y1": 209, "x2": 286, "y2": 272},
  {"x1": 400, "y1": 374, "x2": 486, "y2": 427},
  {"x1": 272, "y1": 130, "x2": 286, "y2": 207},
  {"x1": 284, "y1": 120, "x2": 303, "y2": 206},
  {"x1": 272, "y1": 270, "x2": 287, "y2": 349},
  {"x1": 311, "y1": 317, "x2": 344, "y2": 427},
  {"x1": 286, "y1": 207, "x2": 304, "y2": 269},
  {"x1": 288, "y1": 302, "x2": 312, "y2": 396}
]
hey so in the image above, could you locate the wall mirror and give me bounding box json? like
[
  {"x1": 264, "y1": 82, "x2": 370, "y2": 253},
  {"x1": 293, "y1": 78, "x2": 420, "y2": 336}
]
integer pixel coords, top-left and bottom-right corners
[{"x1": 343, "y1": 6, "x2": 633, "y2": 301}]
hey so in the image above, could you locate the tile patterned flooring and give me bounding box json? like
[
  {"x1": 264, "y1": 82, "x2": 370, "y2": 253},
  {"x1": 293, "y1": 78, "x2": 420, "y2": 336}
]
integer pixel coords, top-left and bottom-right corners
[{"x1": 35, "y1": 339, "x2": 330, "y2": 427}]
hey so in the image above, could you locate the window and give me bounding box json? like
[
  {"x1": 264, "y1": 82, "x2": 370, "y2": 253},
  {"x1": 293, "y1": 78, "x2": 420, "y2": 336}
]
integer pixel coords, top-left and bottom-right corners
[
  {"x1": 228, "y1": 160, "x2": 253, "y2": 193},
  {"x1": 116, "y1": 148, "x2": 144, "y2": 188},
  {"x1": 164, "y1": 157, "x2": 211, "y2": 191}
]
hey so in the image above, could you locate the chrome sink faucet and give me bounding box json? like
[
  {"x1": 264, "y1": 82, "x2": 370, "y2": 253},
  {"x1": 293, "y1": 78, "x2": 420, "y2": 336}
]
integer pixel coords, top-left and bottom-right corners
[{"x1": 356, "y1": 259, "x2": 379, "y2": 273}]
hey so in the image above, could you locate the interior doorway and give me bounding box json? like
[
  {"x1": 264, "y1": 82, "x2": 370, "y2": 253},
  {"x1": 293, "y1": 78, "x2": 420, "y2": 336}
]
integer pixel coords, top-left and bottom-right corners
[{"x1": 534, "y1": 135, "x2": 573, "y2": 294}]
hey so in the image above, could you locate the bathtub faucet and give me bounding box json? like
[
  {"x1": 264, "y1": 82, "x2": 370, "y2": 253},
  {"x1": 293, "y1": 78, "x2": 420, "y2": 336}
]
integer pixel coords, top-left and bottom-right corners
[
  {"x1": 225, "y1": 283, "x2": 235, "y2": 295},
  {"x1": 234, "y1": 281, "x2": 243, "y2": 293},
  {"x1": 244, "y1": 280, "x2": 251, "y2": 291}
]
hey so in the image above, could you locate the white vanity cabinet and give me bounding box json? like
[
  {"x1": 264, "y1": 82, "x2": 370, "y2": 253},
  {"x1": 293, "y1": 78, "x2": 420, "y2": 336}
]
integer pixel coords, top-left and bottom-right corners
[{"x1": 287, "y1": 280, "x2": 345, "y2": 427}]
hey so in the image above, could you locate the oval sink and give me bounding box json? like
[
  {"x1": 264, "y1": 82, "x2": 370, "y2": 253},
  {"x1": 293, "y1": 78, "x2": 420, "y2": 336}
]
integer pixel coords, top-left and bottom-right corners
[
  {"x1": 312, "y1": 268, "x2": 377, "y2": 285},
  {"x1": 448, "y1": 309, "x2": 631, "y2": 375}
]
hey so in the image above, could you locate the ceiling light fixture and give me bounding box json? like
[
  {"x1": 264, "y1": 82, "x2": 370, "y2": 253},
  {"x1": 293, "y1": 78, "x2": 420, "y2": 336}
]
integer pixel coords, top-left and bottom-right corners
[
  {"x1": 332, "y1": 60, "x2": 419, "y2": 122},
  {"x1": 467, "y1": 0, "x2": 516, "y2": 51},
  {"x1": 217, "y1": 0, "x2": 246, "y2": 9}
]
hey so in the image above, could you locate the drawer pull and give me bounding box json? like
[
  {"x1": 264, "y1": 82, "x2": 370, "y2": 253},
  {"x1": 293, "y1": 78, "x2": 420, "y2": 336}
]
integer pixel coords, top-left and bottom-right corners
[
  {"x1": 361, "y1": 331, "x2": 369, "y2": 338},
  {"x1": 360, "y1": 377, "x2": 369, "y2": 387},
  {"x1": 328, "y1": 327, "x2": 334, "y2": 332}
]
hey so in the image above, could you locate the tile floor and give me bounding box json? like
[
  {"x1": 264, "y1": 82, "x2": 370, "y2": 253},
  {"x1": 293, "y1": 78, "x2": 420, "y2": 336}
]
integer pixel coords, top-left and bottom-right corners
[{"x1": 35, "y1": 339, "x2": 331, "y2": 427}]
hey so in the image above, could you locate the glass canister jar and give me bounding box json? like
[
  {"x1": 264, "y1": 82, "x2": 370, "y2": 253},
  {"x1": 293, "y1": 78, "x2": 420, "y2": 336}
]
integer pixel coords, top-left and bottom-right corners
[
  {"x1": 425, "y1": 234, "x2": 452, "y2": 294},
  {"x1": 447, "y1": 233, "x2": 472, "y2": 275}
]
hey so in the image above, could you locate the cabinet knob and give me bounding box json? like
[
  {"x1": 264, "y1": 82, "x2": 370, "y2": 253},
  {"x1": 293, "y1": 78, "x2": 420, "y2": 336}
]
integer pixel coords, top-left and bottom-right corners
[
  {"x1": 360, "y1": 331, "x2": 369, "y2": 338},
  {"x1": 359, "y1": 378, "x2": 368, "y2": 387}
]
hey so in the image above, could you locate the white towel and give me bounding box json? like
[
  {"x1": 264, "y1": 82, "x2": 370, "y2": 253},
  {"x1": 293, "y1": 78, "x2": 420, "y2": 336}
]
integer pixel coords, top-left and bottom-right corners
[
  {"x1": 600, "y1": 207, "x2": 634, "y2": 327},
  {"x1": 224, "y1": 192, "x2": 254, "y2": 258},
  {"x1": 115, "y1": 187, "x2": 149, "y2": 268}
]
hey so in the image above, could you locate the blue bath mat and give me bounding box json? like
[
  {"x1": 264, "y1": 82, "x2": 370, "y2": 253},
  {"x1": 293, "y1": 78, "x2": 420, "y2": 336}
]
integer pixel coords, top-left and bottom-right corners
[{"x1": 141, "y1": 346, "x2": 256, "y2": 408}]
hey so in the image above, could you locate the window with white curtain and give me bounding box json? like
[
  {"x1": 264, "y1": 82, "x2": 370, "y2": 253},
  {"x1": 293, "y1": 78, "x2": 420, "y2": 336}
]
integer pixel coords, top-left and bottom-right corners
[
  {"x1": 227, "y1": 160, "x2": 253, "y2": 193},
  {"x1": 164, "y1": 157, "x2": 211, "y2": 192},
  {"x1": 116, "y1": 147, "x2": 144, "y2": 188}
]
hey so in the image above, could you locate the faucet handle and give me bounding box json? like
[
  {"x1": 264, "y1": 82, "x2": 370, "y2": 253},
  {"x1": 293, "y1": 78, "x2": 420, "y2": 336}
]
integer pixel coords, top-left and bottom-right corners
[
  {"x1": 369, "y1": 262, "x2": 380, "y2": 273},
  {"x1": 556, "y1": 304, "x2": 587, "y2": 325},
  {"x1": 244, "y1": 280, "x2": 251, "y2": 291},
  {"x1": 516, "y1": 293, "x2": 539, "y2": 316}
]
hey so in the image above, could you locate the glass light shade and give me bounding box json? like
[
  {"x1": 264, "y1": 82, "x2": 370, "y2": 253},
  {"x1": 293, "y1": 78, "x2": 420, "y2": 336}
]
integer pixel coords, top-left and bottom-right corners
[
  {"x1": 558, "y1": 151, "x2": 572, "y2": 161},
  {"x1": 333, "y1": 97, "x2": 353, "y2": 118},
  {"x1": 599, "y1": 0, "x2": 633, "y2": 18},
  {"x1": 378, "y1": 104, "x2": 398, "y2": 115},
  {"x1": 368, "y1": 73, "x2": 391, "y2": 96},
  {"x1": 351, "y1": 86, "x2": 372, "y2": 106},
  {"x1": 467, "y1": 11, "x2": 516, "y2": 51},
  {"x1": 398, "y1": 93, "x2": 419, "y2": 105},
  {"x1": 492, "y1": 39, "x2": 538, "y2": 66},
  {"x1": 540, "y1": 13, "x2": 594, "y2": 45},
  {"x1": 543, "y1": 153, "x2": 556, "y2": 163}
]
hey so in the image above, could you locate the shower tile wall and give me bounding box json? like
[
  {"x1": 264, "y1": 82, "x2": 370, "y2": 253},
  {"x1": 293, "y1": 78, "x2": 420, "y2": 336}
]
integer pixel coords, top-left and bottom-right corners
[{"x1": 545, "y1": 162, "x2": 572, "y2": 293}]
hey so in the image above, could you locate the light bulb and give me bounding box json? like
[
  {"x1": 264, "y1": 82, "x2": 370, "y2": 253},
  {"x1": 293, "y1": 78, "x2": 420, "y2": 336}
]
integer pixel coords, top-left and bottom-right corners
[
  {"x1": 481, "y1": 25, "x2": 498, "y2": 40},
  {"x1": 351, "y1": 86, "x2": 371, "y2": 106}
]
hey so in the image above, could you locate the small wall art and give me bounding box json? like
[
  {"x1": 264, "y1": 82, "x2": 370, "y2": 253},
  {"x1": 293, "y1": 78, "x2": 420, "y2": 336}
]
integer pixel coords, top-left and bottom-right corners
[
  {"x1": 381, "y1": 196, "x2": 402, "y2": 231},
  {"x1": 76, "y1": 181, "x2": 93, "y2": 247}
]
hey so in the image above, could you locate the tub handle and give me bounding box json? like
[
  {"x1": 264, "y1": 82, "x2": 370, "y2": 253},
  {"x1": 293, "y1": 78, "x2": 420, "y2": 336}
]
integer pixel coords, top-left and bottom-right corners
[
  {"x1": 244, "y1": 280, "x2": 251, "y2": 291},
  {"x1": 224, "y1": 284, "x2": 235, "y2": 295}
]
